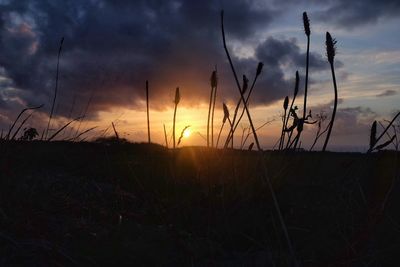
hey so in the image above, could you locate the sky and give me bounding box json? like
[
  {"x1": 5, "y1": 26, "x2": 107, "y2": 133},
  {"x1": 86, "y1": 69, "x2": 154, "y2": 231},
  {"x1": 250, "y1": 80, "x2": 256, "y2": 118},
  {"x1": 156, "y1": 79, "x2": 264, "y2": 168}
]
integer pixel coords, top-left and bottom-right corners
[{"x1": 0, "y1": 0, "x2": 399, "y2": 151}]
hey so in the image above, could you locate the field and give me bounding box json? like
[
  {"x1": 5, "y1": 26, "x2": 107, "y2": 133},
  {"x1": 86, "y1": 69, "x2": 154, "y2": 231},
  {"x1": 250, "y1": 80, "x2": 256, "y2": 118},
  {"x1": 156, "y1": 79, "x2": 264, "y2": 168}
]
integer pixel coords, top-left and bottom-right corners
[{"x1": 1, "y1": 141, "x2": 399, "y2": 266}]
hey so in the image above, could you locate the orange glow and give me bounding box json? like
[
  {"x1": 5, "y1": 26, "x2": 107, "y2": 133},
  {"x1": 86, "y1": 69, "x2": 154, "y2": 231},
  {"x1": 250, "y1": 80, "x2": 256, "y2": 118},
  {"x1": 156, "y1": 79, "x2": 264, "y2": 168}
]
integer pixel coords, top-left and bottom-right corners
[{"x1": 183, "y1": 128, "x2": 191, "y2": 138}]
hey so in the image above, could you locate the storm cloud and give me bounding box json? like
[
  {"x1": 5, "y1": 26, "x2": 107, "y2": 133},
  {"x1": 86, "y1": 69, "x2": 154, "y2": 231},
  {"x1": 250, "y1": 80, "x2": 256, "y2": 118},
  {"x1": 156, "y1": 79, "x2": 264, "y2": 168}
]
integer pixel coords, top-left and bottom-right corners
[{"x1": 0, "y1": 0, "x2": 339, "y2": 128}]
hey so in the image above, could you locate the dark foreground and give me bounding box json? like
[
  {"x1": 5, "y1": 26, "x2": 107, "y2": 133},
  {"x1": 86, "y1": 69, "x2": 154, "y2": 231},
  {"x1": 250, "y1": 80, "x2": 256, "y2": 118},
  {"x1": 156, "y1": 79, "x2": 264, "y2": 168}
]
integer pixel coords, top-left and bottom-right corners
[{"x1": 0, "y1": 141, "x2": 399, "y2": 266}]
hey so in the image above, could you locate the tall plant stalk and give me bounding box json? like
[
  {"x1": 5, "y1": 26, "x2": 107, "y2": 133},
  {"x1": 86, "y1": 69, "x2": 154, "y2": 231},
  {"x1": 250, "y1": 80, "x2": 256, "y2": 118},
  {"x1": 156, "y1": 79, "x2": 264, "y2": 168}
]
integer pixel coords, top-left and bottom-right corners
[
  {"x1": 279, "y1": 96, "x2": 289, "y2": 150},
  {"x1": 216, "y1": 103, "x2": 231, "y2": 148},
  {"x1": 221, "y1": 11, "x2": 261, "y2": 150},
  {"x1": 322, "y1": 32, "x2": 338, "y2": 151},
  {"x1": 146, "y1": 80, "x2": 151, "y2": 143},
  {"x1": 221, "y1": 10, "x2": 297, "y2": 265},
  {"x1": 284, "y1": 71, "x2": 299, "y2": 149},
  {"x1": 367, "y1": 111, "x2": 400, "y2": 153},
  {"x1": 207, "y1": 71, "x2": 217, "y2": 147},
  {"x1": 225, "y1": 64, "x2": 263, "y2": 148},
  {"x1": 6, "y1": 104, "x2": 44, "y2": 140},
  {"x1": 163, "y1": 124, "x2": 169, "y2": 148},
  {"x1": 302, "y1": 12, "x2": 310, "y2": 120},
  {"x1": 173, "y1": 87, "x2": 180, "y2": 149},
  {"x1": 45, "y1": 37, "x2": 64, "y2": 139},
  {"x1": 296, "y1": 12, "x2": 311, "y2": 146},
  {"x1": 211, "y1": 69, "x2": 218, "y2": 147}
]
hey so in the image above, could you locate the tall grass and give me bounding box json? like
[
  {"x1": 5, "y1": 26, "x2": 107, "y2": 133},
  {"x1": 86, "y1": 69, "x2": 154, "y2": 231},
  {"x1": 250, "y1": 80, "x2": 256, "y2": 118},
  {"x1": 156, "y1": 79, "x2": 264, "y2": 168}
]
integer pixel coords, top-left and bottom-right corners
[
  {"x1": 112, "y1": 122, "x2": 119, "y2": 140},
  {"x1": 216, "y1": 103, "x2": 231, "y2": 148},
  {"x1": 322, "y1": 32, "x2": 338, "y2": 151},
  {"x1": 211, "y1": 69, "x2": 218, "y2": 147},
  {"x1": 207, "y1": 70, "x2": 218, "y2": 148},
  {"x1": 45, "y1": 37, "x2": 64, "y2": 140},
  {"x1": 5, "y1": 104, "x2": 44, "y2": 140},
  {"x1": 368, "y1": 111, "x2": 400, "y2": 153},
  {"x1": 284, "y1": 72, "x2": 299, "y2": 149},
  {"x1": 221, "y1": 11, "x2": 261, "y2": 150},
  {"x1": 173, "y1": 87, "x2": 180, "y2": 149},
  {"x1": 221, "y1": 10, "x2": 298, "y2": 266},
  {"x1": 296, "y1": 12, "x2": 311, "y2": 146},
  {"x1": 163, "y1": 124, "x2": 168, "y2": 148},
  {"x1": 278, "y1": 96, "x2": 289, "y2": 150},
  {"x1": 146, "y1": 80, "x2": 151, "y2": 143},
  {"x1": 302, "y1": 12, "x2": 310, "y2": 121}
]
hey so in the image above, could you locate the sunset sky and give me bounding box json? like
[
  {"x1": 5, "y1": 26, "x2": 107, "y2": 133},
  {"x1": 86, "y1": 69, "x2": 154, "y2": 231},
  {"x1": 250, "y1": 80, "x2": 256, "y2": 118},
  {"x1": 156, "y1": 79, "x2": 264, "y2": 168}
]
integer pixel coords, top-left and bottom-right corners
[{"x1": 0, "y1": 0, "x2": 399, "y2": 151}]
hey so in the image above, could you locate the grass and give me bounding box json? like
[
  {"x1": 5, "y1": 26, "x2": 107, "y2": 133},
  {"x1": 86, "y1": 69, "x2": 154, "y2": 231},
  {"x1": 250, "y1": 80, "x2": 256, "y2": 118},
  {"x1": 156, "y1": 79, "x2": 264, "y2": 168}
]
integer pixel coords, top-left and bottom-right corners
[{"x1": 0, "y1": 141, "x2": 399, "y2": 266}]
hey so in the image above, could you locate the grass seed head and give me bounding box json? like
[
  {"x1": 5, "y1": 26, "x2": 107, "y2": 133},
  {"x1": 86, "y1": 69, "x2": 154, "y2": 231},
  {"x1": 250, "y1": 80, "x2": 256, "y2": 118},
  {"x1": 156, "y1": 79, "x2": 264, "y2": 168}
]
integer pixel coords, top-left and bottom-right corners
[
  {"x1": 370, "y1": 120, "x2": 377, "y2": 149},
  {"x1": 284, "y1": 96, "x2": 289, "y2": 110},
  {"x1": 303, "y1": 12, "x2": 310, "y2": 36},
  {"x1": 326, "y1": 32, "x2": 337, "y2": 64},
  {"x1": 174, "y1": 87, "x2": 180, "y2": 105},
  {"x1": 223, "y1": 103, "x2": 229, "y2": 123},
  {"x1": 256, "y1": 62, "x2": 264, "y2": 76}
]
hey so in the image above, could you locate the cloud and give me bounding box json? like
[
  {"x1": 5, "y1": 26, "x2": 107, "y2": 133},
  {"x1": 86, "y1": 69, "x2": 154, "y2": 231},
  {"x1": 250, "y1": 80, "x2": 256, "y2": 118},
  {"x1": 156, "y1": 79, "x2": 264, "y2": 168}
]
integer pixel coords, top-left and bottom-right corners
[
  {"x1": 376, "y1": 89, "x2": 397, "y2": 97},
  {"x1": 0, "y1": 0, "x2": 341, "y2": 130},
  {"x1": 308, "y1": 99, "x2": 376, "y2": 138},
  {"x1": 313, "y1": 0, "x2": 400, "y2": 29}
]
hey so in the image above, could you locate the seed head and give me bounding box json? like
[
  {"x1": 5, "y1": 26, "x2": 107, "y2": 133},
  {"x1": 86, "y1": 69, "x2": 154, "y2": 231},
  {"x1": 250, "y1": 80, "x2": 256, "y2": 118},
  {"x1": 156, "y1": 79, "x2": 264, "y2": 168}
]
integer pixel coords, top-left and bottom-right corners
[
  {"x1": 174, "y1": 87, "x2": 180, "y2": 105},
  {"x1": 256, "y1": 62, "x2": 264, "y2": 76},
  {"x1": 242, "y1": 75, "x2": 249, "y2": 94},
  {"x1": 370, "y1": 120, "x2": 377, "y2": 149},
  {"x1": 326, "y1": 32, "x2": 337, "y2": 64},
  {"x1": 303, "y1": 12, "x2": 310, "y2": 36},
  {"x1": 222, "y1": 103, "x2": 229, "y2": 123},
  {"x1": 283, "y1": 96, "x2": 289, "y2": 110},
  {"x1": 210, "y1": 70, "x2": 218, "y2": 88}
]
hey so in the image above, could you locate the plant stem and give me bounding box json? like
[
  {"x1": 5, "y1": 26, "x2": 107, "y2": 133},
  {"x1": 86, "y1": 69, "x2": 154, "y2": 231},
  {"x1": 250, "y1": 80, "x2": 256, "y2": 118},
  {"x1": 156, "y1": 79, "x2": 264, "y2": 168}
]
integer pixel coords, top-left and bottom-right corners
[
  {"x1": 211, "y1": 78, "x2": 217, "y2": 148},
  {"x1": 322, "y1": 62, "x2": 338, "y2": 151},
  {"x1": 367, "y1": 111, "x2": 400, "y2": 153},
  {"x1": 45, "y1": 37, "x2": 64, "y2": 140},
  {"x1": 221, "y1": 11, "x2": 260, "y2": 150},
  {"x1": 207, "y1": 84, "x2": 214, "y2": 148},
  {"x1": 163, "y1": 124, "x2": 169, "y2": 148},
  {"x1": 146, "y1": 80, "x2": 151, "y2": 143}
]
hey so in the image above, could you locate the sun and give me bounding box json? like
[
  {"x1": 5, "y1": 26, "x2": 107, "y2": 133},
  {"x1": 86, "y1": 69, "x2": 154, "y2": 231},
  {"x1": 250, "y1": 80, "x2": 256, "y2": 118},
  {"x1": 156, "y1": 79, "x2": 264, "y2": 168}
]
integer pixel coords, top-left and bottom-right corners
[{"x1": 183, "y1": 128, "x2": 191, "y2": 138}]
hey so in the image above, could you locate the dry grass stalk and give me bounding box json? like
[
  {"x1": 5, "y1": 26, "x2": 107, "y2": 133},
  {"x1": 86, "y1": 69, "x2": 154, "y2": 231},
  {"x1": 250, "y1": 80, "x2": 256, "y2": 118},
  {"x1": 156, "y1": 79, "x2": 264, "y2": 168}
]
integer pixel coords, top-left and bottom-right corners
[
  {"x1": 367, "y1": 111, "x2": 400, "y2": 153},
  {"x1": 6, "y1": 104, "x2": 44, "y2": 140},
  {"x1": 322, "y1": 32, "x2": 338, "y2": 151},
  {"x1": 216, "y1": 103, "x2": 231, "y2": 148},
  {"x1": 221, "y1": 14, "x2": 296, "y2": 264},
  {"x1": 284, "y1": 72, "x2": 299, "y2": 149},
  {"x1": 278, "y1": 96, "x2": 289, "y2": 150},
  {"x1": 177, "y1": 125, "x2": 190, "y2": 146},
  {"x1": 298, "y1": 12, "x2": 311, "y2": 146},
  {"x1": 173, "y1": 87, "x2": 180, "y2": 149},
  {"x1": 211, "y1": 69, "x2": 218, "y2": 147},
  {"x1": 163, "y1": 124, "x2": 169, "y2": 148},
  {"x1": 45, "y1": 37, "x2": 64, "y2": 139},
  {"x1": 146, "y1": 80, "x2": 151, "y2": 143},
  {"x1": 47, "y1": 116, "x2": 83, "y2": 141},
  {"x1": 221, "y1": 12, "x2": 261, "y2": 149},
  {"x1": 112, "y1": 122, "x2": 119, "y2": 140},
  {"x1": 207, "y1": 71, "x2": 217, "y2": 147}
]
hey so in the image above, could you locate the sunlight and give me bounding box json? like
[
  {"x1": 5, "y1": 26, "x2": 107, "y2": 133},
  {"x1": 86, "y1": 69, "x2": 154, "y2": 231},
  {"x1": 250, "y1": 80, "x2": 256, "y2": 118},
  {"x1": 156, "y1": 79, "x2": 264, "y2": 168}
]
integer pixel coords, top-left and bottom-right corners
[{"x1": 183, "y1": 128, "x2": 191, "y2": 138}]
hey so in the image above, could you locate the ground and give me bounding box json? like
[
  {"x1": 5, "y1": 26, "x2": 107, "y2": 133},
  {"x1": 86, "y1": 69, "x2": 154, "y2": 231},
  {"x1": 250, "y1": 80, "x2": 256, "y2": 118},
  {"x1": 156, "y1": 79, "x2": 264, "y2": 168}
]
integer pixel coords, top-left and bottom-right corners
[{"x1": 0, "y1": 141, "x2": 399, "y2": 266}]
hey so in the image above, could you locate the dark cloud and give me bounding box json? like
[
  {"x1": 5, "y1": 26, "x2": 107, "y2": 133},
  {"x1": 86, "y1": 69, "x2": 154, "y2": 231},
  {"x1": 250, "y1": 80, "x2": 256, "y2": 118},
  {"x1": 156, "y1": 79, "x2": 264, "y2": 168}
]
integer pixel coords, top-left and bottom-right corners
[
  {"x1": 0, "y1": 0, "x2": 338, "y2": 129},
  {"x1": 376, "y1": 89, "x2": 397, "y2": 97},
  {"x1": 313, "y1": 0, "x2": 400, "y2": 29}
]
